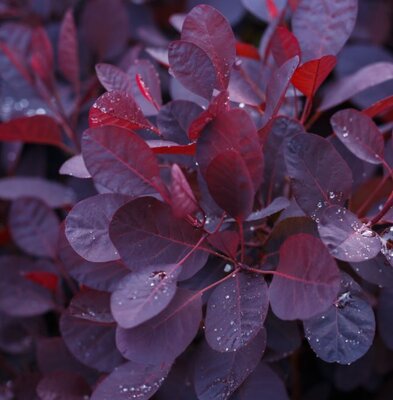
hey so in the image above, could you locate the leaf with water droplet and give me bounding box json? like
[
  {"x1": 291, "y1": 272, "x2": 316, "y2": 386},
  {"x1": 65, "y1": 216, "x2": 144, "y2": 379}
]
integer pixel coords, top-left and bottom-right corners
[{"x1": 303, "y1": 272, "x2": 375, "y2": 364}]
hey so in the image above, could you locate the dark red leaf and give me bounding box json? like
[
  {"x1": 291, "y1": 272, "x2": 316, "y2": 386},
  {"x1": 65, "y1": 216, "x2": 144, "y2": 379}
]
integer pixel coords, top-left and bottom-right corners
[
  {"x1": 205, "y1": 271, "x2": 268, "y2": 352},
  {"x1": 318, "y1": 206, "x2": 381, "y2": 262},
  {"x1": 363, "y1": 95, "x2": 393, "y2": 118},
  {"x1": 111, "y1": 264, "x2": 180, "y2": 329},
  {"x1": 58, "y1": 9, "x2": 80, "y2": 92},
  {"x1": 331, "y1": 108, "x2": 384, "y2": 164},
  {"x1": 271, "y1": 26, "x2": 301, "y2": 67},
  {"x1": 168, "y1": 40, "x2": 217, "y2": 100},
  {"x1": 269, "y1": 234, "x2": 340, "y2": 320},
  {"x1": 0, "y1": 115, "x2": 62, "y2": 148},
  {"x1": 236, "y1": 41, "x2": 260, "y2": 60},
  {"x1": 304, "y1": 273, "x2": 375, "y2": 364},
  {"x1": 9, "y1": 198, "x2": 59, "y2": 259},
  {"x1": 319, "y1": 62, "x2": 393, "y2": 111},
  {"x1": 109, "y1": 198, "x2": 208, "y2": 280},
  {"x1": 24, "y1": 271, "x2": 58, "y2": 292},
  {"x1": 207, "y1": 231, "x2": 239, "y2": 259},
  {"x1": 116, "y1": 289, "x2": 202, "y2": 365},
  {"x1": 170, "y1": 164, "x2": 198, "y2": 218},
  {"x1": 205, "y1": 150, "x2": 255, "y2": 220},
  {"x1": 292, "y1": 55, "x2": 337, "y2": 97},
  {"x1": 89, "y1": 90, "x2": 156, "y2": 133},
  {"x1": 82, "y1": 126, "x2": 165, "y2": 197},
  {"x1": 284, "y1": 133, "x2": 353, "y2": 219},
  {"x1": 181, "y1": 5, "x2": 236, "y2": 89},
  {"x1": 91, "y1": 360, "x2": 169, "y2": 400},
  {"x1": 65, "y1": 194, "x2": 131, "y2": 263},
  {"x1": 292, "y1": 0, "x2": 358, "y2": 62},
  {"x1": 194, "y1": 331, "x2": 266, "y2": 400}
]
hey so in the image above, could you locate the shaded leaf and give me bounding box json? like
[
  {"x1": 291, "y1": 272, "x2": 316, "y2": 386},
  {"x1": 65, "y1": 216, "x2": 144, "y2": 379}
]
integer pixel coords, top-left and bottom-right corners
[
  {"x1": 194, "y1": 330, "x2": 266, "y2": 400},
  {"x1": 242, "y1": 0, "x2": 286, "y2": 22},
  {"x1": 269, "y1": 234, "x2": 340, "y2": 320},
  {"x1": 331, "y1": 108, "x2": 384, "y2": 164},
  {"x1": 111, "y1": 264, "x2": 180, "y2": 329},
  {"x1": 82, "y1": 126, "x2": 165, "y2": 196},
  {"x1": 378, "y1": 288, "x2": 393, "y2": 350},
  {"x1": 9, "y1": 198, "x2": 59, "y2": 258},
  {"x1": 65, "y1": 194, "x2": 131, "y2": 263},
  {"x1": 206, "y1": 150, "x2": 255, "y2": 220},
  {"x1": 318, "y1": 206, "x2": 381, "y2": 262},
  {"x1": 116, "y1": 289, "x2": 202, "y2": 365},
  {"x1": 292, "y1": 0, "x2": 358, "y2": 62},
  {"x1": 168, "y1": 40, "x2": 217, "y2": 100},
  {"x1": 110, "y1": 198, "x2": 208, "y2": 280},
  {"x1": 207, "y1": 231, "x2": 239, "y2": 259},
  {"x1": 205, "y1": 271, "x2": 268, "y2": 352},
  {"x1": 304, "y1": 272, "x2": 375, "y2": 364},
  {"x1": 284, "y1": 133, "x2": 353, "y2": 219}
]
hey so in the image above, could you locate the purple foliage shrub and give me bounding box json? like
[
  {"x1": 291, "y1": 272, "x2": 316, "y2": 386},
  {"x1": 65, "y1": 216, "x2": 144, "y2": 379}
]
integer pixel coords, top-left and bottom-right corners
[{"x1": 1, "y1": 0, "x2": 393, "y2": 399}]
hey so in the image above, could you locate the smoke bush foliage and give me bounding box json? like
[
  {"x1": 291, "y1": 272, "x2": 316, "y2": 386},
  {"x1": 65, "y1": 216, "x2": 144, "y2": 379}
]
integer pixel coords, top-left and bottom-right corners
[{"x1": 1, "y1": 0, "x2": 393, "y2": 399}]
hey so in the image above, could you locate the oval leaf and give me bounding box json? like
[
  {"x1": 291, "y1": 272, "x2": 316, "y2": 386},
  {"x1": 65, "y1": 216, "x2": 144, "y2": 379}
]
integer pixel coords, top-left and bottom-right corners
[
  {"x1": 269, "y1": 234, "x2": 340, "y2": 320},
  {"x1": 205, "y1": 271, "x2": 268, "y2": 352},
  {"x1": 331, "y1": 108, "x2": 384, "y2": 164},
  {"x1": 318, "y1": 206, "x2": 381, "y2": 262},
  {"x1": 304, "y1": 273, "x2": 375, "y2": 364}
]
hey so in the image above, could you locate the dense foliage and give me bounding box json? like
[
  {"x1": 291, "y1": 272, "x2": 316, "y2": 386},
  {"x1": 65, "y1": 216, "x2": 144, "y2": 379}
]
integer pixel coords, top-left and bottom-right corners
[{"x1": 0, "y1": 0, "x2": 393, "y2": 399}]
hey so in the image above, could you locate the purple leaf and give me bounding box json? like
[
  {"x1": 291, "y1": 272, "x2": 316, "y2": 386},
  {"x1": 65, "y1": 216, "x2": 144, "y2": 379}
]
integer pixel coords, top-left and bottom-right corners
[
  {"x1": 59, "y1": 155, "x2": 91, "y2": 179},
  {"x1": 261, "y1": 56, "x2": 299, "y2": 125},
  {"x1": 181, "y1": 4, "x2": 236, "y2": 89},
  {"x1": 350, "y1": 253, "x2": 393, "y2": 288},
  {"x1": 60, "y1": 290, "x2": 123, "y2": 372},
  {"x1": 271, "y1": 26, "x2": 301, "y2": 67},
  {"x1": 284, "y1": 133, "x2": 353, "y2": 219},
  {"x1": 65, "y1": 194, "x2": 131, "y2": 263},
  {"x1": 246, "y1": 197, "x2": 291, "y2": 222},
  {"x1": 331, "y1": 108, "x2": 384, "y2": 164},
  {"x1": 157, "y1": 100, "x2": 202, "y2": 144},
  {"x1": 0, "y1": 115, "x2": 62, "y2": 148},
  {"x1": 292, "y1": 0, "x2": 358, "y2": 62},
  {"x1": 168, "y1": 40, "x2": 217, "y2": 100},
  {"x1": 206, "y1": 150, "x2": 255, "y2": 220},
  {"x1": 111, "y1": 264, "x2": 180, "y2": 329},
  {"x1": 95, "y1": 63, "x2": 133, "y2": 93},
  {"x1": 232, "y1": 362, "x2": 289, "y2": 400},
  {"x1": 241, "y1": 0, "x2": 287, "y2": 22},
  {"x1": 304, "y1": 273, "x2": 375, "y2": 364},
  {"x1": 82, "y1": 126, "x2": 165, "y2": 197},
  {"x1": 9, "y1": 198, "x2": 59, "y2": 259},
  {"x1": 170, "y1": 164, "x2": 198, "y2": 218},
  {"x1": 269, "y1": 234, "x2": 340, "y2": 320},
  {"x1": 58, "y1": 227, "x2": 129, "y2": 292},
  {"x1": 194, "y1": 330, "x2": 266, "y2": 400},
  {"x1": 36, "y1": 371, "x2": 91, "y2": 400},
  {"x1": 207, "y1": 231, "x2": 239, "y2": 259},
  {"x1": 318, "y1": 206, "x2": 381, "y2": 262},
  {"x1": 319, "y1": 62, "x2": 393, "y2": 111},
  {"x1": 128, "y1": 59, "x2": 162, "y2": 116},
  {"x1": 0, "y1": 177, "x2": 75, "y2": 208},
  {"x1": 261, "y1": 116, "x2": 305, "y2": 201},
  {"x1": 197, "y1": 109, "x2": 263, "y2": 193},
  {"x1": 0, "y1": 256, "x2": 54, "y2": 317},
  {"x1": 205, "y1": 271, "x2": 268, "y2": 352},
  {"x1": 109, "y1": 198, "x2": 208, "y2": 280},
  {"x1": 58, "y1": 9, "x2": 80, "y2": 92},
  {"x1": 91, "y1": 360, "x2": 169, "y2": 400},
  {"x1": 116, "y1": 289, "x2": 202, "y2": 365},
  {"x1": 89, "y1": 90, "x2": 156, "y2": 133},
  {"x1": 378, "y1": 288, "x2": 393, "y2": 350}
]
